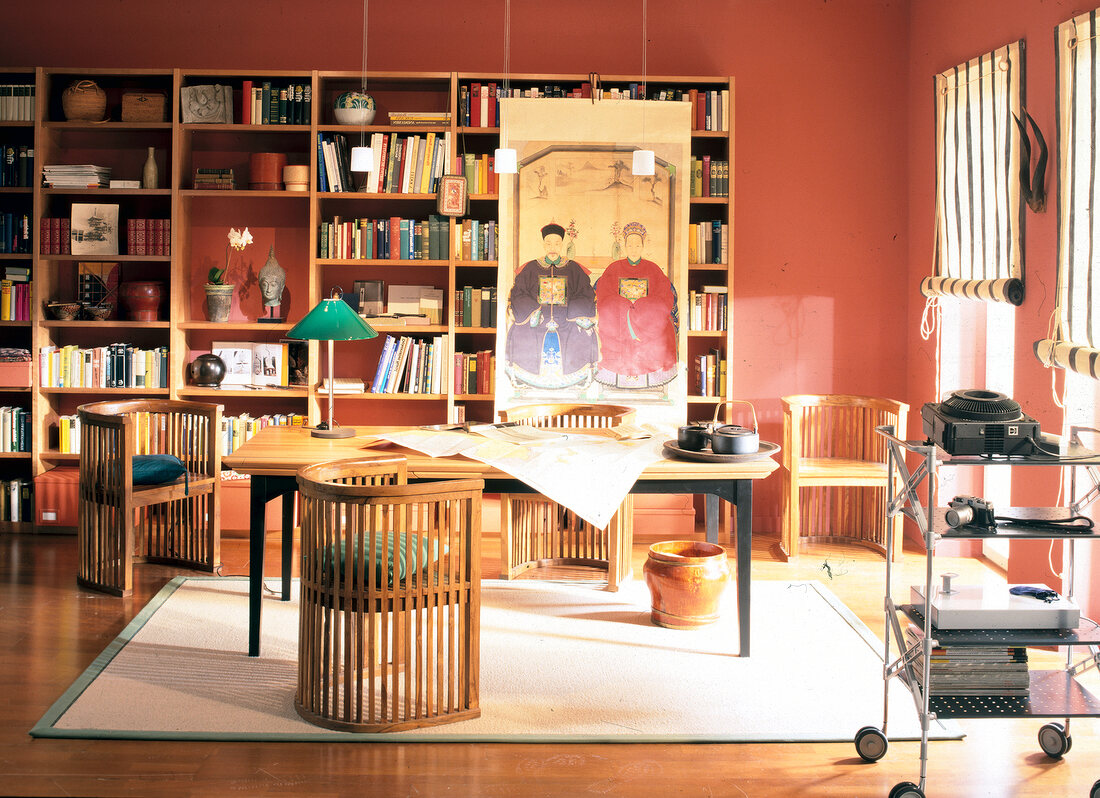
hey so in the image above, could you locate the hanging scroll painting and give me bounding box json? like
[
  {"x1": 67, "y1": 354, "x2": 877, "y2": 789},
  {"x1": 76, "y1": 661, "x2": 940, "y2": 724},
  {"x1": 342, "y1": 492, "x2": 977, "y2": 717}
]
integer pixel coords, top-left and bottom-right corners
[{"x1": 494, "y1": 97, "x2": 691, "y2": 426}]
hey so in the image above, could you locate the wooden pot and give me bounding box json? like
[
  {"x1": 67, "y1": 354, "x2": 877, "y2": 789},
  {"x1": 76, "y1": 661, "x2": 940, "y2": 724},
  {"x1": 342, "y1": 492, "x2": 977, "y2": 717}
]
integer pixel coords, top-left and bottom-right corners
[
  {"x1": 119, "y1": 281, "x2": 164, "y2": 321},
  {"x1": 643, "y1": 540, "x2": 730, "y2": 628}
]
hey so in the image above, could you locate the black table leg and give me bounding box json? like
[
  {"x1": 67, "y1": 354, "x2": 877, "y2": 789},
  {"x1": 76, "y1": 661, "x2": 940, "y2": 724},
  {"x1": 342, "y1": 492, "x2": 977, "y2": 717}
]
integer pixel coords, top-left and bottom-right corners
[
  {"x1": 248, "y1": 475, "x2": 268, "y2": 658},
  {"x1": 281, "y1": 490, "x2": 294, "y2": 601},
  {"x1": 704, "y1": 493, "x2": 719, "y2": 543},
  {"x1": 734, "y1": 479, "x2": 752, "y2": 657}
]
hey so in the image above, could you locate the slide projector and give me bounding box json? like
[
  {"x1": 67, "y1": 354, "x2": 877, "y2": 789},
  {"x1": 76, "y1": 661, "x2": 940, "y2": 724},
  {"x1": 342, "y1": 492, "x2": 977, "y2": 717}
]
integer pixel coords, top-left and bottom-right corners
[
  {"x1": 921, "y1": 389, "x2": 1040, "y2": 456},
  {"x1": 911, "y1": 581, "x2": 1080, "y2": 630}
]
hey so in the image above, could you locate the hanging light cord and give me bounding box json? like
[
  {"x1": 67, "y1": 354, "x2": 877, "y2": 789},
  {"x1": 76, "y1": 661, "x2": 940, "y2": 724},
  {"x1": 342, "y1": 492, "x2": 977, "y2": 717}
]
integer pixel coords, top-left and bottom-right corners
[{"x1": 360, "y1": 0, "x2": 369, "y2": 150}]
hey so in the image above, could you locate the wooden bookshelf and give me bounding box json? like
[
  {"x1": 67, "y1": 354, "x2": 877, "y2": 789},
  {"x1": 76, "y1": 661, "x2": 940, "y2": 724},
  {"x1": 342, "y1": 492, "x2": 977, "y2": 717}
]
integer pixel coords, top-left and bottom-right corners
[{"x1": 10, "y1": 66, "x2": 733, "y2": 530}]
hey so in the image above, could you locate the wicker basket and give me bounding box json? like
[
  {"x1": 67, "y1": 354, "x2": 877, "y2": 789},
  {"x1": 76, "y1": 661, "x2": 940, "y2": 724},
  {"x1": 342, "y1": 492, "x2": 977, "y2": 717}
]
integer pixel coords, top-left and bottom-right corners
[
  {"x1": 121, "y1": 92, "x2": 167, "y2": 122},
  {"x1": 62, "y1": 80, "x2": 107, "y2": 122}
]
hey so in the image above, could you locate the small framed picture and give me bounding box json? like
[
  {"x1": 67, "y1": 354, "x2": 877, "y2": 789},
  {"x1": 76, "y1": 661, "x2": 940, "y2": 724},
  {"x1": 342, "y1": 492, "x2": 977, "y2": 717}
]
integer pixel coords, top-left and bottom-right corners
[
  {"x1": 436, "y1": 174, "x2": 468, "y2": 218},
  {"x1": 70, "y1": 204, "x2": 119, "y2": 256}
]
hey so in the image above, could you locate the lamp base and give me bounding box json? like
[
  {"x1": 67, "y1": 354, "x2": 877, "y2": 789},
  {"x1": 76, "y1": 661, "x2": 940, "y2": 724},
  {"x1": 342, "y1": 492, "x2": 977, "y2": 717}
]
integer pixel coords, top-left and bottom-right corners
[{"x1": 310, "y1": 426, "x2": 355, "y2": 438}]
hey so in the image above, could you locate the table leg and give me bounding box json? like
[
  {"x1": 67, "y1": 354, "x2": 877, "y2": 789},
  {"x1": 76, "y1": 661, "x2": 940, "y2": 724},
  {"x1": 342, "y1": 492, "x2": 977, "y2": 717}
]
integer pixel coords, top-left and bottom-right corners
[
  {"x1": 248, "y1": 475, "x2": 268, "y2": 658},
  {"x1": 705, "y1": 493, "x2": 719, "y2": 544},
  {"x1": 281, "y1": 491, "x2": 294, "y2": 601},
  {"x1": 734, "y1": 479, "x2": 752, "y2": 657}
]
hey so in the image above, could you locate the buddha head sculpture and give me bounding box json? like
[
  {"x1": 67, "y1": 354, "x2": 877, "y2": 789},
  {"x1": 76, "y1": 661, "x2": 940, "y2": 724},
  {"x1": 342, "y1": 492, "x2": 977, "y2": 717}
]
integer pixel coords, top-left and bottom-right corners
[{"x1": 258, "y1": 245, "x2": 286, "y2": 308}]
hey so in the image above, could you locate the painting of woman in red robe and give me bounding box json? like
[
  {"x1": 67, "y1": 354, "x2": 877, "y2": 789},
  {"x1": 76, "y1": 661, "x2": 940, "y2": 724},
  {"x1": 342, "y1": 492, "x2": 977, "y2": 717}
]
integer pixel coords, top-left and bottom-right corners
[{"x1": 594, "y1": 221, "x2": 677, "y2": 389}]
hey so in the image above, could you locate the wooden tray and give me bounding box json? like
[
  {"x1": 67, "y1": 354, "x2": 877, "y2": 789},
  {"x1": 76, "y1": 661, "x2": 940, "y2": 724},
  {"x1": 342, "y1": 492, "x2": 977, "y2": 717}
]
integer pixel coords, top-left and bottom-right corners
[{"x1": 662, "y1": 440, "x2": 780, "y2": 463}]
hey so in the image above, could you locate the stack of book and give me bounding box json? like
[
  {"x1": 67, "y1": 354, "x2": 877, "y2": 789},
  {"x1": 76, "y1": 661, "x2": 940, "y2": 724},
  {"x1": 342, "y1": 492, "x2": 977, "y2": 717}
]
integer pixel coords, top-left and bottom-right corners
[
  {"x1": 0, "y1": 270, "x2": 31, "y2": 320},
  {"x1": 0, "y1": 477, "x2": 32, "y2": 523},
  {"x1": 193, "y1": 168, "x2": 235, "y2": 190},
  {"x1": 905, "y1": 624, "x2": 1030, "y2": 698},
  {"x1": 42, "y1": 164, "x2": 111, "y2": 189},
  {"x1": 387, "y1": 111, "x2": 451, "y2": 126}
]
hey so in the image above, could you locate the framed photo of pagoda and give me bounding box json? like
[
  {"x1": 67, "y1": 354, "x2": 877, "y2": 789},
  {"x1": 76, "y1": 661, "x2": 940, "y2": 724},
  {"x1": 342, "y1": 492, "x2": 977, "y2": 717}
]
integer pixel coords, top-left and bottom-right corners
[{"x1": 70, "y1": 204, "x2": 119, "y2": 256}]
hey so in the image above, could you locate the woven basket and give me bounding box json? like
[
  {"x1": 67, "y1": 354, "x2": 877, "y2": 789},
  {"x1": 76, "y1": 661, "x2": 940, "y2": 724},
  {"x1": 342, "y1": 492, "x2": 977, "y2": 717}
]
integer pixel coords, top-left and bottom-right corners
[
  {"x1": 121, "y1": 92, "x2": 166, "y2": 122},
  {"x1": 62, "y1": 80, "x2": 107, "y2": 122}
]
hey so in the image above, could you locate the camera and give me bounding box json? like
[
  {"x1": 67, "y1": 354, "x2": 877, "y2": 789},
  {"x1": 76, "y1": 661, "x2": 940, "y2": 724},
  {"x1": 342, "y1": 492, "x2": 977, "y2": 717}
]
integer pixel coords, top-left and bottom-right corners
[{"x1": 945, "y1": 495, "x2": 997, "y2": 529}]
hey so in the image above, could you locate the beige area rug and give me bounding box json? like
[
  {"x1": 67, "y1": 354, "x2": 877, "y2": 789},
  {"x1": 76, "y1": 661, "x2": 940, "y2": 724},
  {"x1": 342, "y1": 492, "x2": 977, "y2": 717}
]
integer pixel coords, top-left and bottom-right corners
[{"x1": 32, "y1": 577, "x2": 961, "y2": 742}]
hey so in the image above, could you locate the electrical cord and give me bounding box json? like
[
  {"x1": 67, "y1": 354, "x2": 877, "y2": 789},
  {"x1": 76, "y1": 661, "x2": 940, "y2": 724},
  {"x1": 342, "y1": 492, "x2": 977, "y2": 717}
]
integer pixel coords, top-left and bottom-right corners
[{"x1": 993, "y1": 513, "x2": 1095, "y2": 533}]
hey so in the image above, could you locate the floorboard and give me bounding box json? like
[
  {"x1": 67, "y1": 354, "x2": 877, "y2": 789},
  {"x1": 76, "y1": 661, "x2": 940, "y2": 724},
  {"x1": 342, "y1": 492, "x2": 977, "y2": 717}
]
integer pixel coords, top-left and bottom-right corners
[{"x1": 2, "y1": 523, "x2": 1098, "y2": 798}]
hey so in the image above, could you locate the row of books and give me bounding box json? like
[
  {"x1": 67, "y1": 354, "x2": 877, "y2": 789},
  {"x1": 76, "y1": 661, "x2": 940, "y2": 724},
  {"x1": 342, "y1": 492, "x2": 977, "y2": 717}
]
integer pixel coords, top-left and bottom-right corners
[
  {"x1": 691, "y1": 157, "x2": 730, "y2": 198},
  {"x1": 1, "y1": 143, "x2": 33, "y2": 187},
  {"x1": 56, "y1": 414, "x2": 81, "y2": 454},
  {"x1": 692, "y1": 349, "x2": 727, "y2": 397},
  {"x1": 0, "y1": 84, "x2": 35, "y2": 122},
  {"x1": 193, "y1": 168, "x2": 235, "y2": 190},
  {"x1": 454, "y1": 285, "x2": 498, "y2": 328},
  {"x1": 457, "y1": 82, "x2": 729, "y2": 132},
  {"x1": 39, "y1": 344, "x2": 169, "y2": 389},
  {"x1": 125, "y1": 218, "x2": 171, "y2": 256},
  {"x1": 454, "y1": 350, "x2": 494, "y2": 396},
  {"x1": 687, "y1": 287, "x2": 728, "y2": 332},
  {"x1": 0, "y1": 213, "x2": 31, "y2": 254},
  {"x1": 370, "y1": 334, "x2": 446, "y2": 395},
  {"x1": 0, "y1": 406, "x2": 30, "y2": 452},
  {"x1": 0, "y1": 278, "x2": 31, "y2": 321},
  {"x1": 42, "y1": 164, "x2": 111, "y2": 189},
  {"x1": 0, "y1": 478, "x2": 32, "y2": 523},
  {"x1": 321, "y1": 131, "x2": 452, "y2": 196},
  {"x1": 240, "y1": 80, "x2": 312, "y2": 126},
  {"x1": 459, "y1": 152, "x2": 500, "y2": 196},
  {"x1": 219, "y1": 412, "x2": 306, "y2": 456},
  {"x1": 455, "y1": 218, "x2": 499, "y2": 262},
  {"x1": 905, "y1": 624, "x2": 1030, "y2": 697},
  {"x1": 688, "y1": 221, "x2": 729, "y2": 265},
  {"x1": 39, "y1": 218, "x2": 70, "y2": 254},
  {"x1": 318, "y1": 215, "x2": 450, "y2": 261}
]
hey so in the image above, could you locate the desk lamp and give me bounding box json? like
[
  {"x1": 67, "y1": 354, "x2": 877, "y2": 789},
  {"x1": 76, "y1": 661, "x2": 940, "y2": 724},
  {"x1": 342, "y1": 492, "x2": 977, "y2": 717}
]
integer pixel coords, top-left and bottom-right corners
[{"x1": 288, "y1": 287, "x2": 376, "y2": 438}]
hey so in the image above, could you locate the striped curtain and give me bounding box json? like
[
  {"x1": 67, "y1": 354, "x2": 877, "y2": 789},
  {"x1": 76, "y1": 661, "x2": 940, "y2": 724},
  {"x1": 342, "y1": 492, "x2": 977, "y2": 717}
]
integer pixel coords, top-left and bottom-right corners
[
  {"x1": 922, "y1": 41, "x2": 1025, "y2": 306},
  {"x1": 1036, "y1": 12, "x2": 1100, "y2": 378}
]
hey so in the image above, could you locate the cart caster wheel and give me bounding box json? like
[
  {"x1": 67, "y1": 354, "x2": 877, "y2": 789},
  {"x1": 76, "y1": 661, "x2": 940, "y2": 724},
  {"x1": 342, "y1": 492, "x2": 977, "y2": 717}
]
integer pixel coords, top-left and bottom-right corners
[
  {"x1": 888, "y1": 782, "x2": 924, "y2": 798},
  {"x1": 854, "y1": 725, "x2": 888, "y2": 762},
  {"x1": 1038, "y1": 722, "x2": 1071, "y2": 759},
  {"x1": 1090, "y1": 778, "x2": 1100, "y2": 798}
]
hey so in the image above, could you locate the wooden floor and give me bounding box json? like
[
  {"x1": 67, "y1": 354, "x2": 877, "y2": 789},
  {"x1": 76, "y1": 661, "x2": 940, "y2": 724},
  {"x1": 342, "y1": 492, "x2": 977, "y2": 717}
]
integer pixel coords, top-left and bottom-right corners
[{"x1": 3, "y1": 525, "x2": 1099, "y2": 798}]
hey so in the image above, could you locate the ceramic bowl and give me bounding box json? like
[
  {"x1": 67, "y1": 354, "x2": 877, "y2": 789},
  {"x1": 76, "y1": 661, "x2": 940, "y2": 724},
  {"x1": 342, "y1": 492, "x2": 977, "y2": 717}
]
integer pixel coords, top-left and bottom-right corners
[
  {"x1": 334, "y1": 91, "x2": 376, "y2": 125},
  {"x1": 83, "y1": 303, "x2": 112, "y2": 321},
  {"x1": 710, "y1": 425, "x2": 760, "y2": 455},
  {"x1": 49, "y1": 302, "x2": 81, "y2": 321}
]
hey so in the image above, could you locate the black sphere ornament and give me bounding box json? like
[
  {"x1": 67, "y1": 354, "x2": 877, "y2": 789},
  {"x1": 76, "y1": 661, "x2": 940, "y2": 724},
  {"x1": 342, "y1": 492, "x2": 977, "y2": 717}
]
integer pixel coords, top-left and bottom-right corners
[{"x1": 189, "y1": 353, "x2": 227, "y2": 387}]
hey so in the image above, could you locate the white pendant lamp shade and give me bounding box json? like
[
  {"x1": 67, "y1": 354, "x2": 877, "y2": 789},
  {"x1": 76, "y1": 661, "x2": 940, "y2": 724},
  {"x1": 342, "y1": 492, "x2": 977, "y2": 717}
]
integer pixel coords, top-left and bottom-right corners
[
  {"x1": 494, "y1": 147, "x2": 518, "y2": 174},
  {"x1": 632, "y1": 149, "x2": 655, "y2": 176},
  {"x1": 350, "y1": 145, "x2": 374, "y2": 172}
]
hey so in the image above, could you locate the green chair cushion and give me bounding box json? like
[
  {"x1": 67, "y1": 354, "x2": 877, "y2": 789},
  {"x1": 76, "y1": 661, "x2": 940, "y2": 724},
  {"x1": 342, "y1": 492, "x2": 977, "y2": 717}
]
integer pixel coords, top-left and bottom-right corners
[
  {"x1": 132, "y1": 454, "x2": 188, "y2": 494},
  {"x1": 320, "y1": 532, "x2": 437, "y2": 587}
]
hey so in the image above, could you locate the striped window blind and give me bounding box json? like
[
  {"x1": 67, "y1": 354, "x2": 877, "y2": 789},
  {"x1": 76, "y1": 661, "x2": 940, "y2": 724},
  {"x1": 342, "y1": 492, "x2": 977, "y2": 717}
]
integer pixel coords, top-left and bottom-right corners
[
  {"x1": 922, "y1": 40, "x2": 1025, "y2": 306},
  {"x1": 1036, "y1": 11, "x2": 1100, "y2": 378}
]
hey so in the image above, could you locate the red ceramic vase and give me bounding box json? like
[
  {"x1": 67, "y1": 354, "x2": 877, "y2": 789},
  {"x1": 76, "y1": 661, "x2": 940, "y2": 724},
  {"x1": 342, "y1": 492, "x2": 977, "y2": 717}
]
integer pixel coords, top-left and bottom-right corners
[{"x1": 119, "y1": 281, "x2": 164, "y2": 321}]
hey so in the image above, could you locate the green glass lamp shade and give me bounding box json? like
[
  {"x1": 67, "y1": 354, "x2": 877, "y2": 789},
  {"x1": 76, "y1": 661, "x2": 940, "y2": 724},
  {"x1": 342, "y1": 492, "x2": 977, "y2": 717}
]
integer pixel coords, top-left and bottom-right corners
[{"x1": 288, "y1": 295, "x2": 377, "y2": 341}]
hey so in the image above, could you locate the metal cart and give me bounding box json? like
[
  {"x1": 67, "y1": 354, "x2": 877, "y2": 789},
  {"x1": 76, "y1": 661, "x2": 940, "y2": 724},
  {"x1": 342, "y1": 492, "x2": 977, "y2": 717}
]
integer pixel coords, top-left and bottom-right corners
[{"x1": 853, "y1": 425, "x2": 1100, "y2": 798}]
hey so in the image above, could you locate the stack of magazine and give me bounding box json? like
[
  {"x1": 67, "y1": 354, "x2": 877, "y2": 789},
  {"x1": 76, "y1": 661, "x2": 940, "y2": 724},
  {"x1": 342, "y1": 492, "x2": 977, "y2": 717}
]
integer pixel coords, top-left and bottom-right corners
[
  {"x1": 905, "y1": 624, "x2": 1029, "y2": 697},
  {"x1": 42, "y1": 164, "x2": 111, "y2": 189}
]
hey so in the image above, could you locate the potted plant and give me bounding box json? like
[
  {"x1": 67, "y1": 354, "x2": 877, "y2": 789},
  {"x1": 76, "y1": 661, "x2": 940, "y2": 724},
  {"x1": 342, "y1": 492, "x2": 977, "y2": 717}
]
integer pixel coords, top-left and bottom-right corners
[{"x1": 205, "y1": 227, "x2": 252, "y2": 322}]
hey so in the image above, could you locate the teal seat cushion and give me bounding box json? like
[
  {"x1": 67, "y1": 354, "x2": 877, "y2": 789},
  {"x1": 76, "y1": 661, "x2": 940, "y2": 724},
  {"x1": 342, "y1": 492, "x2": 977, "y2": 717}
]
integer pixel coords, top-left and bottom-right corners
[
  {"x1": 132, "y1": 454, "x2": 188, "y2": 494},
  {"x1": 320, "y1": 532, "x2": 438, "y2": 587}
]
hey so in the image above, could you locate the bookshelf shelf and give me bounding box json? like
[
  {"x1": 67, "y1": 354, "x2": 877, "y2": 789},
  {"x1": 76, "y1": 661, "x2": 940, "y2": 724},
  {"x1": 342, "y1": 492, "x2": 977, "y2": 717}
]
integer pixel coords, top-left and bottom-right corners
[
  {"x1": 41, "y1": 188, "x2": 172, "y2": 197},
  {"x1": 689, "y1": 262, "x2": 729, "y2": 272},
  {"x1": 323, "y1": 393, "x2": 446, "y2": 401},
  {"x1": 177, "y1": 321, "x2": 295, "y2": 332},
  {"x1": 43, "y1": 121, "x2": 173, "y2": 131},
  {"x1": 38, "y1": 254, "x2": 171, "y2": 263},
  {"x1": 181, "y1": 123, "x2": 311, "y2": 133},
  {"x1": 41, "y1": 320, "x2": 171, "y2": 329},
  {"x1": 0, "y1": 187, "x2": 33, "y2": 195},
  {"x1": 0, "y1": 451, "x2": 31, "y2": 459},
  {"x1": 179, "y1": 189, "x2": 308, "y2": 199},
  {"x1": 39, "y1": 387, "x2": 170, "y2": 395},
  {"x1": 318, "y1": 258, "x2": 449, "y2": 268},
  {"x1": 0, "y1": 386, "x2": 31, "y2": 392},
  {"x1": 178, "y1": 387, "x2": 309, "y2": 399},
  {"x1": 0, "y1": 319, "x2": 31, "y2": 326}
]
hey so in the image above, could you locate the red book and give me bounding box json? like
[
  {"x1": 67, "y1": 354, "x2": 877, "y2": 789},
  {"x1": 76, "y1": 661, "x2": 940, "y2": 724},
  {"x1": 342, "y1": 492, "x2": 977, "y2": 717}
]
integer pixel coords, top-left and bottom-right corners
[
  {"x1": 453, "y1": 352, "x2": 464, "y2": 394},
  {"x1": 688, "y1": 89, "x2": 699, "y2": 130},
  {"x1": 154, "y1": 219, "x2": 165, "y2": 256},
  {"x1": 470, "y1": 83, "x2": 481, "y2": 127},
  {"x1": 477, "y1": 350, "x2": 491, "y2": 394},
  {"x1": 488, "y1": 82, "x2": 497, "y2": 127},
  {"x1": 389, "y1": 217, "x2": 401, "y2": 260},
  {"x1": 135, "y1": 219, "x2": 147, "y2": 256},
  {"x1": 162, "y1": 219, "x2": 170, "y2": 256},
  {"x1": 126, "y1": 219, "x2": 137, "y2": 255},
  {"x1": 695, "y1": 91, "x2": 706, "y2": 130},
  {"x1": 241, "y1": 80, "x2": 253, "y2": 125},
  {"x1": 580, "y1": 82, "x2": 592, "y2": 99},
  {"x1": 702, "y1": 155, "x2": 711, "y2": 197},
  {"x1": 40, "y1": 217, "x2": 50, "y2": 255},
  {"x1": 55, "y1": 218, "x2": 65, "y2": 254}
]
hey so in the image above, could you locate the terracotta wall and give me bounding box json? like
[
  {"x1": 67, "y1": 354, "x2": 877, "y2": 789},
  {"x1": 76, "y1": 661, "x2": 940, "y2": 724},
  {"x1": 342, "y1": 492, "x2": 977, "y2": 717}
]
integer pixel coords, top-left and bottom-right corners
[{"x1": 1, "y1": 0, "x2": 913, "y2": 537}]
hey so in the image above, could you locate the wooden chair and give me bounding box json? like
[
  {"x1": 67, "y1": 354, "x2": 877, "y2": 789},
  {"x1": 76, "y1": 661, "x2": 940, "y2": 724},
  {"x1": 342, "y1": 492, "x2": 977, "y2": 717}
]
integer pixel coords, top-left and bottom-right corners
[
  {"x1": 496, "y1": 403, "x2": 635, "y2": 590},
  {"x1": 296, "y1": 455, "x2": 482, "y2": 732},
  {"x1": 780, "y1": 394, "x2": 908, "y2": 561},
  {"x1": 77, "y1": 399, "x2": 222, "y2": 596}
]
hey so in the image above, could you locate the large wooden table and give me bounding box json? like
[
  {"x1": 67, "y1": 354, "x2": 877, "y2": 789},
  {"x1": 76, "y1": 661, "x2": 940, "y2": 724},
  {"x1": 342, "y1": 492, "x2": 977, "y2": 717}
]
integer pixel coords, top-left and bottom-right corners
[{"x1": 223, "y1": 425, "x2": 778, "y2": 658}]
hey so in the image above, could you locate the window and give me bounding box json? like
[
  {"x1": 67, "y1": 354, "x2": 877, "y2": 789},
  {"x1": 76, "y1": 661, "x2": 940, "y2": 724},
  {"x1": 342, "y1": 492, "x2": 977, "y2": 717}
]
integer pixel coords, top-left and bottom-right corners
[
  {"x1": 1037, "y1": 12, "x2": 1100, "y2": 377},
  {"x1": 922, "y1": 40, "x2": 1026, "y2": 306}
]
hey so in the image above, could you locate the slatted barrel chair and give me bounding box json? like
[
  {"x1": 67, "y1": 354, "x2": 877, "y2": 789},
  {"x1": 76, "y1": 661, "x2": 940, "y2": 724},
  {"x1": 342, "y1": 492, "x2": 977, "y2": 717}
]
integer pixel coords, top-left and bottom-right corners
[
  {"x1": 496, "y1": 403, "x2": 635, "y2": 590},
  {"x1": 296, "y1": 455, "x2": 482, "y2": 732},
  {"x1": 780, "y1": 394, "x2": 909, "y2": 561},
  {"x1": 77, "y1": 399, "x2": 222, "y2": 596}
]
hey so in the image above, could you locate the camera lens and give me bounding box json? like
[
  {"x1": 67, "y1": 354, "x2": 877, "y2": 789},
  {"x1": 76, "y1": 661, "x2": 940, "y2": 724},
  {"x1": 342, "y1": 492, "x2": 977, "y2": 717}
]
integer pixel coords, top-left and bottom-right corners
[{"x1": 945, "y1": 505, "x2": 974, "y2": 528}]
